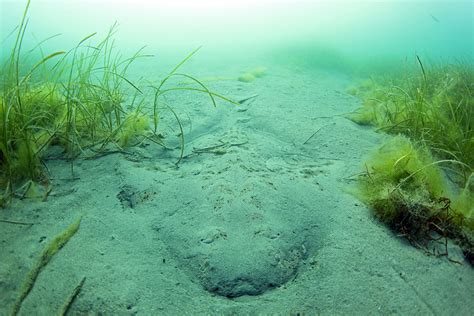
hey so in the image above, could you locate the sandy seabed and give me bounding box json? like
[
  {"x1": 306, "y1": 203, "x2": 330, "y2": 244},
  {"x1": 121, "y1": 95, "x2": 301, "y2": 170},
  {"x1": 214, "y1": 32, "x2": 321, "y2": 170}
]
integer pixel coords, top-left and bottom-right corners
[{"x1": 1, "y1": 54, "x2": 473, "y2": 315}]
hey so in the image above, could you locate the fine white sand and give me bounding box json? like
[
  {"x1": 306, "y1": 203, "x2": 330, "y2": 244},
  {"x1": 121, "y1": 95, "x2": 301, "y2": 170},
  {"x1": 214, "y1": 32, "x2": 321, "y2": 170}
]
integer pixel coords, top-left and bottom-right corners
[{"x1": 1, "y1": 55, "x2": 473, "y2": 315}]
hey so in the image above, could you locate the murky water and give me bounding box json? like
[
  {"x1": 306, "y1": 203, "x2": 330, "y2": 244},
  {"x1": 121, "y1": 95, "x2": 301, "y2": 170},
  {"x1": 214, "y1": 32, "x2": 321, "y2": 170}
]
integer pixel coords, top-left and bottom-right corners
[{"x1": 1, "y1": 1, "x2": 473, "y2": 314}]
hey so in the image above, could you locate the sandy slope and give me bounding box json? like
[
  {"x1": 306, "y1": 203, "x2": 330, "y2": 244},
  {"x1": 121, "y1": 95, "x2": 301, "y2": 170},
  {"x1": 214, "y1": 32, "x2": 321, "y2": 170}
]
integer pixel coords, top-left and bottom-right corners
[{"x1": 1, "y1": 58, "x2": 473, "y2": 315}]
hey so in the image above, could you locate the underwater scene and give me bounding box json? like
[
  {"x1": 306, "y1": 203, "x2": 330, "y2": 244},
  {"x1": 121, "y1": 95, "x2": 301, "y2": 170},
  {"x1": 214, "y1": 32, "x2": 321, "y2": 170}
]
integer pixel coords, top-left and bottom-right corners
[{"x1": 0, "y1": 0, "x2": 473, "y2": 314}]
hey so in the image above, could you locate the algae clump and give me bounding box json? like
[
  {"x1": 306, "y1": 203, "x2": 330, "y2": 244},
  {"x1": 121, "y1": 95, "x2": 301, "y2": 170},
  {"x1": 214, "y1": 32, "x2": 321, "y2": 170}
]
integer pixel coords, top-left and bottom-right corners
[
  {"x1": 237, "y1": 67, "x2": 267, "y2": 83},
  {"x1": 355, "y1": 135, "x2": 450, "y2": 223},
  {"x1": 354, "y1": 135, "x2": 473, "y2": 262},
  {"x1": 238, "y1": 72, "x2": 256, "y2": 83},
  {"x1": 249, "y1": 66, "x2": 267, "y2": 78},
  {"x1": 452, "y1": 173, "x2": 474, "y2": 229},
  {"x1": 117, "y1": 111, "x2": 150, "y2": 147}
]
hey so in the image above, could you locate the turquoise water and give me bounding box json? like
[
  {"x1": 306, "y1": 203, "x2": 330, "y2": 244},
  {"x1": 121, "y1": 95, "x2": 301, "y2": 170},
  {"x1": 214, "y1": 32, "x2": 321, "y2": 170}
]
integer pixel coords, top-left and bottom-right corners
[
  {"x1": 1, "y1": 0, "x2": 473, "y2": 315},
  {"x1": 1, "y1": 0, "x2": 473, "y2": 65}
]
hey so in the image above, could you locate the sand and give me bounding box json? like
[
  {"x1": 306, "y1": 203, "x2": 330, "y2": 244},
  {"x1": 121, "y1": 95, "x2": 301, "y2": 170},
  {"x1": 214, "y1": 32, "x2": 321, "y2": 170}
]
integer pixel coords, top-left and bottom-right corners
[{"x1": 1, "y1": 55, "x2": 473, "y2": 315}]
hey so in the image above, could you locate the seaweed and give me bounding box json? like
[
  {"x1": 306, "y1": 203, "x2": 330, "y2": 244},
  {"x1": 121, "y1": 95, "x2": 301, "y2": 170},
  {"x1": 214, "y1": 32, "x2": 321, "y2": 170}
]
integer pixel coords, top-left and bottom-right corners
[
  {"x1": 347, "y1": 57, "x2": 474, "y2": 263},
  {"x1": 353, "y1": 135, "x2": 473, "y2": 263},
  {"x1": 58, "y1": 276, "x2": 86, "y2": 316},
  {"x1": 11, "y1": 217, "x2": 82, "y2": 315},
  {"x1": 347, "y1": 59, "x2": 474, "y2": 185},
  {"x1": 1, "y1": 0, "x2": 237, "y2": 205}
]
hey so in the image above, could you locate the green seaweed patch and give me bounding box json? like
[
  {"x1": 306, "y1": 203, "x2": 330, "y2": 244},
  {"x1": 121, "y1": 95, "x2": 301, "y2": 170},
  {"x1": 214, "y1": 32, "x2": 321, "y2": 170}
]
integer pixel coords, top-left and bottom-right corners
[
  {"x1": 238, "y1": 67, "x2": 267, "y2": 83},
  {"x1": 354, "y1": 135, "x2": 473, "y2": 263},
  {"x1": 249, "y1": 66, "x2": 266, "y2": 78},
  {"x1": 238, "y1": 73, "x2": 256, "y2": 83},
  {"x1": 117, "y1": 111, "x2": 150, "y2": 147},
  {"x1": 452, "y1": 173, "x2": 474, "y2": 229}
]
